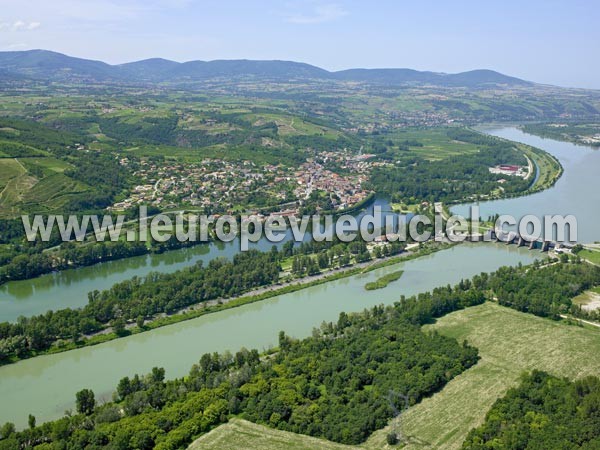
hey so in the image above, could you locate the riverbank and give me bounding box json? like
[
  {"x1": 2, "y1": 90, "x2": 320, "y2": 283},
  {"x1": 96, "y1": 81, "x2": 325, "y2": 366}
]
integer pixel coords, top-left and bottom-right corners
[
  {"x1": 0, "y1": 242, "x2": 448, "y2": 367},
  {"x1": 0, "y1": 127, "x2": 562, "y2": 290},
  {"x1": 519, "y1": 123, "x2": 600, "y2": 148},
  {"x1": 0, "y1": 243, "x2": 539, "y2": 429},
  {"x1": 455, "y1": 127, "x2": 564, "y2": 202}
]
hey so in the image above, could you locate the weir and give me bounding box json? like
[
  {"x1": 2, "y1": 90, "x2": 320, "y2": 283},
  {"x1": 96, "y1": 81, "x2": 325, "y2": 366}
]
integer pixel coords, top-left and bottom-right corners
[{"x1": 466, "y1": 229, "x2": 564, "y2": 253}]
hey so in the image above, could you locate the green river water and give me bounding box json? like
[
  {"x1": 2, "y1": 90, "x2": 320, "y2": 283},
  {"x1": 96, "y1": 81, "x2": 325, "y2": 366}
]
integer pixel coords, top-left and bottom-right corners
[{"x1": 1, "y1": 126, "x2": 598, "y2": 428}]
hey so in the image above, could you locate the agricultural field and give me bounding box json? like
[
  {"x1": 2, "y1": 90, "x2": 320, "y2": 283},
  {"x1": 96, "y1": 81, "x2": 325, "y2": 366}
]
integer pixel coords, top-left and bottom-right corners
[
  {"x1": 375, "y1": 302, "x2": 600, "y2": 450},
  {"x1": 20, "y1": 173, "x2": 90, "y2": 212},
  {"x1": 189, "y1": 419, "x2": 362, "y2": 450},
  {"x1": 0, "y1": 158, "x2": 25, "y2": 190},
  {"x1": 0, "y1": 156, "x2": 89, "y2": 217},
  {"x1": 390, "y1": 128, "x2": 481, "y2": 160},
  {"x1": 0, "y1": 158, "x2": 36, "y2": 216},
  {"x1": 580, "y1": 248, "x2": 600, "y2": 265},
  {"x1": 190, "y1": 303, "x2": 600, "y2": 450}
]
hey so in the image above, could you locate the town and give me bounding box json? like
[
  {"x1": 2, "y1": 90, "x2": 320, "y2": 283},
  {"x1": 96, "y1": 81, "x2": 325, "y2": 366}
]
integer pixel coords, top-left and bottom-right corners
[{"x1": 110, "y1": 150, "x2": 379, "y2": 216}]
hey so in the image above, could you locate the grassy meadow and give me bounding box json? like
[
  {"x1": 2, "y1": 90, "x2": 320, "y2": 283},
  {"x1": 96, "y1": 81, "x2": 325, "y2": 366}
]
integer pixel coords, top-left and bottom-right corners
[
  {"x1": 580, "y1": 249, "x2": 600, "y2": 265},
  {"x1": 372, "y1": 302, "x2": 600, "y2": 450},
  {"x1": 189, "y1": 302, "x2": 600, "y2": 450}
]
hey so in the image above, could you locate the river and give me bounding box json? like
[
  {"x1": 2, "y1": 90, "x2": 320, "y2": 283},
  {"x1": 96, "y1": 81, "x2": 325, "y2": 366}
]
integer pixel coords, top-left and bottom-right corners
[
  {"x1": 0, "y1": 243, "x2": 537, "y2": 428},
  {"x1": 452, "y1": 126, "x2": 600, "y2": 244},
  {"x1": 0, "y1": 198, "x2": 394, "y2": 322},
  {"x1": 0, "y1": 126, "x2": 598, "y2": 428}
]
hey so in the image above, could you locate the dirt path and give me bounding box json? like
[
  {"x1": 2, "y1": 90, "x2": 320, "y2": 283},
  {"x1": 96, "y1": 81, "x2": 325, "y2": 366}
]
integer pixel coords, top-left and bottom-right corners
[
  {"x1": 524, "y1": 154, "x2": 534, "y2": 180},
  {"x1": 560, "y1": 314, "x2": 600, "y2": 329}
]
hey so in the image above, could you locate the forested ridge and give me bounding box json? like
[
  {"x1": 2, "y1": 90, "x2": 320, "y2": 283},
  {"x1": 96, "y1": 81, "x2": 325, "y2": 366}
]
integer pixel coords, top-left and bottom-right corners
[{"x1": 463, "y1": 370, "x2": 600, "y2": 449}]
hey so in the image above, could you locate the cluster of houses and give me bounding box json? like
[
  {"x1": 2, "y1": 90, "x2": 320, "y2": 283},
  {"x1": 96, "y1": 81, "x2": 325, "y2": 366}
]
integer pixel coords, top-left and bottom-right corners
[
  {"x1": 294, "y1": 152, "x2": 375, "y2": 210},
  {"x1": 110, "y1": 150, "x2": 377, "y2": 215},
  {"x1": 110, "y1": 158, "x2": 295, "y2": 211}
]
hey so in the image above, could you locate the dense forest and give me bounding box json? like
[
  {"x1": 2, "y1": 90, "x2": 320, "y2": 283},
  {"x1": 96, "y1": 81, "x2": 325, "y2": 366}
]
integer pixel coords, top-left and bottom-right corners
[
  {"x1": 463, "y1": 370, "x2": 600, "y2": 449},
  {"x1": 0, "y1": 277, "x2": 485, "y2": 449},
  {"x1": 487, "y1": 259, "x2": 600, "y2": 319}
]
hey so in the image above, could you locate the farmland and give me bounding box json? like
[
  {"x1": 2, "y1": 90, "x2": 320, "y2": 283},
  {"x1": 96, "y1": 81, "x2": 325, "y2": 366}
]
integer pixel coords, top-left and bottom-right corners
[
  {"x1": 0, "y1": 157, "x2": 90, "y2": 217},
  {"x1": 379, "y1": 302, "x2": 600, "y2": 450},
  {"x1": 190, "y1": 302, "x2": 600, "y2": 450},
  {"x1": 189, "y1": 419, "x2": 361, "y2": 450},
  {"x1": 580, "y1": 248, "x2": 600, "y2": 265}
]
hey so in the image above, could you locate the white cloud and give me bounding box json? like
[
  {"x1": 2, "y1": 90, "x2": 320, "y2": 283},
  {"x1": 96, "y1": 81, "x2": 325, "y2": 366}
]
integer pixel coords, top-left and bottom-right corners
[
  {"x1": 286, "y1": 3, "x2": 348, "y2": 24},
  {"x1": 4, "y1": 42, "x2": 29, "y2": 50},
  {"x1": 0, "y1": 20, "x2": 42, "y2": 31}
]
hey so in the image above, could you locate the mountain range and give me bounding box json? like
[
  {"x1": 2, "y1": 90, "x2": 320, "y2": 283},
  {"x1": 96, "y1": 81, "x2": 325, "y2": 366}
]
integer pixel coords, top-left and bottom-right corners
[{"x1": 0, "y1": 49, "x2": 532, "y2": 88}]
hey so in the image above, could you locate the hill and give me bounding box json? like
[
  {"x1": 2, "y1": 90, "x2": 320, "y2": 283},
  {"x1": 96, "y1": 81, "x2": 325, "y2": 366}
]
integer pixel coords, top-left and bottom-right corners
[
  {"x1": 0, "y1": 49, "x2": 114, "y2": 81},
  {"x1": 0, "y1": 49, "x2": 532, "y2": 87}
]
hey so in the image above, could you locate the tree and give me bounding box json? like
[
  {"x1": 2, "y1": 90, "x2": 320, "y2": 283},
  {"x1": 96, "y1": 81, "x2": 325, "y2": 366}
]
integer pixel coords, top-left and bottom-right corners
[
  {"x1": 136, "y1": 315, "x2": 145, "y2": 330},
  {"x1": 76, "y1": 388, "x2": 96, "y2": 415},
  {"x1": 28, "y1": 414, "x2": 36, "y2": 429},
  {"x1": 386, "y1": 432, "x2": 399, "y2": 445},
  {"x1": 0, "y1": 422, "x2": 15, "y2": 440},
  {"x1": 112, "y1": 318, "x2": 127, "y2": 337}
]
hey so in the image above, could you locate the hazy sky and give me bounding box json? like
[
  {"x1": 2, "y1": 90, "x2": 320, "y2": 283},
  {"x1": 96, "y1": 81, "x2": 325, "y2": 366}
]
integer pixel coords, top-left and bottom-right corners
[{"x1": 0, "y1": 0, "x2": 598, "y2": 88}]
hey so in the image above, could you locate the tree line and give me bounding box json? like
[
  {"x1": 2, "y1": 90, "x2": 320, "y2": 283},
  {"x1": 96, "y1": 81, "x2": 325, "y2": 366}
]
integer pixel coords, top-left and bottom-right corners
[
  {"x1": 0, "y1": 277, "x2": 485, "y2": 449},
  {"x1": 463, "y1": 370, "x2": 600, "y2": 449},
  {"x1": 1, "y1": 259, "x2": 598, "y2": 448},
  {"x1": 0, "y1": 239, "x2": 405, "y2": 363}
]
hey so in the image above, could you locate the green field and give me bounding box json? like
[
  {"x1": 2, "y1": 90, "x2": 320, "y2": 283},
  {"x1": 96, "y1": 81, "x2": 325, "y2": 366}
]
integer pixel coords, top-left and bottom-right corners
[
  {"x1": 21, "y1": 173, "x2": 90, "y2": 212},
  {"x1": 0, "y1": 157, "x2": 89, "y2": 217},
  {"x1": 190, "y1": 303, "x2": 600, "y2": 450},
  {"x1": 189, "y1": 419, "x2": 362, "y2": 450},
  {"x1": 376, "y1": 302, "x2": 600, "y2": 450},
  {"x1": 19, "y1": 157, "x2": 73, "y2": 174},
  {"x1": 0, "y1": 158, "x2": 25, "y2": 190},
  {"x1": 0, "y1": 158, "x2": 36, "y2": 215},
  {"x1": 580, "y1": 249, "x2": 600, "y2": 265},
  {"x1": 390, "y1": 128, "x2": 481, "y2": 160}
]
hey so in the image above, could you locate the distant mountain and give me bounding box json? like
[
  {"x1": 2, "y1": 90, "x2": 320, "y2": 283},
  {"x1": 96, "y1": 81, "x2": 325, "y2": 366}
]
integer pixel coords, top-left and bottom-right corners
[
  {"x1": 333, "y1": 68, "x2": 441, "y2": 84},
  {"x1": 0, "y1": 49, "x2": 114, "y2": 81},
  {"x1": 0, "y1": 68, "x2": 28, "y2": 82},
  {"x1": 169, "y1": 59, "x2": 331, "y2": 80},
  {"x1": 118, "y1": 58, "x2": 181, "y2": 81},
  {"x1": 333, "y1": 68, "x2": 531, "y2": 87},
  {"x1": 442, "y1": 69, "x2": 531, "y2": 87},
  {"x1": 0, "y1": 49, "x2": 533, "y2": 88}
]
